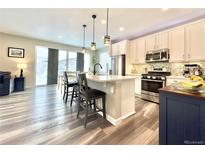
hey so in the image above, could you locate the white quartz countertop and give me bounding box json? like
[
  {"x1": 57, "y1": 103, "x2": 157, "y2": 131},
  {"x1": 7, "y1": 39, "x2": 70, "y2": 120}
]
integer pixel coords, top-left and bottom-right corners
[
  {"x1": 166, "y1": 76, "x2": 186, "y2": 79},
  {"x1": 86, "y1": 75, "x2": 136, "y2": 82},
  {"x1": 126, "y1": 74, "x2": 142, "y2": 77}
]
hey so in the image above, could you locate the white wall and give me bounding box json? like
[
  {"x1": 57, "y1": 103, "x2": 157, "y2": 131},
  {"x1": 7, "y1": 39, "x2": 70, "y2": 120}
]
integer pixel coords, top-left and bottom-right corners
[{"x1": 0, "y1": 33, "x2": 94, "y2": 88}]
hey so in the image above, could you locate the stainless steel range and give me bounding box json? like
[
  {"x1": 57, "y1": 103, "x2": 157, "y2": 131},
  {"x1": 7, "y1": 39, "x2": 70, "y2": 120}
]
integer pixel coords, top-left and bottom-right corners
[{"x1": 141, "y1": 69, "x2": 171, "y2": 103}]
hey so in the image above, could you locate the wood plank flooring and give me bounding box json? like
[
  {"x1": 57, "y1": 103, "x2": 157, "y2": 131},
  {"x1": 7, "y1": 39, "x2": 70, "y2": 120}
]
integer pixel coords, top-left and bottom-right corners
[{"x1": 0, "y1": 85, "x2": 159, "y2": 145}]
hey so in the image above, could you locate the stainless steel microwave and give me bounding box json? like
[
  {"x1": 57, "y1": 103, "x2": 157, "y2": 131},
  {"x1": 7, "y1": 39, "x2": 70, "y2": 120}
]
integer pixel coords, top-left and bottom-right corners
[{"x1": 145, "y1": 48, "x2": 169, "y2": 63}]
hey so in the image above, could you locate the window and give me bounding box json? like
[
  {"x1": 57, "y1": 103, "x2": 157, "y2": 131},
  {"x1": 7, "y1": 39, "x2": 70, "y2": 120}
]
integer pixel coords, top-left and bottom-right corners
[
  {"x1": 99, "y1": 51, "x2": 111, "y2": 73},
  {"x1": 58, "y1": 50, "x2": 67, "y2": 75},
  {"x1": 68, "y1": 52, "x2": 77, "y2": 72},
  {"x1": 35, "y1": 46, "x2": 48, "y2": 86},
  {"x1": 84, "y1": 52, "x2": 91, "y2": 72}
]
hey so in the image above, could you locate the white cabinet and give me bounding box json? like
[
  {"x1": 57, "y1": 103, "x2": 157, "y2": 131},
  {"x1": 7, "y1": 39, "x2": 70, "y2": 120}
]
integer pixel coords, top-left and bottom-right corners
[
  {"x1": 129, "y1": 38, "x2": 146, "y2": 64},
  {"x1": 145, "y1": 34, "x2": 156, "y2": 51},
  {"x1": 119, "y1": 40, "x2": 128, "y2": 55},
  {"x1": 169, "y1": 27, "x2": 186, "y2": 62},
  {"x1": 157, "y1": 31, "x2": 169, "y2": 49},
  {"x1": 111, "y1": 43, "x2": 119, "y2": 56},
  {"x1": 145, "y1": 31, "x2": 169, "y2": 51},
  {"x1": 135, "y1": 76, "x2": 141, "y2": 96},
  {"x1": 111, "y1": 40, "x2": 129, "y2": 56},
  {"x1": 129, "y1": 40, "x2": 137, "y2": 63},
  {"x1": 186, "y1": 21, "x2": 205, "y2": 61},
  {"x1": 136, "y1": 38, "x2": 146, "y2": 63}
]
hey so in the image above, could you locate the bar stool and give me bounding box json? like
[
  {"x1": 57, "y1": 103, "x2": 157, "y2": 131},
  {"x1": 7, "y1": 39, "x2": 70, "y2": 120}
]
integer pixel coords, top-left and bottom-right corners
[
  {"x1": 77, "y1": 73, "x2": 106, "y2": 128},
  {"x1": 63, "y1": 72, "x2": 78, "y2": 105}
]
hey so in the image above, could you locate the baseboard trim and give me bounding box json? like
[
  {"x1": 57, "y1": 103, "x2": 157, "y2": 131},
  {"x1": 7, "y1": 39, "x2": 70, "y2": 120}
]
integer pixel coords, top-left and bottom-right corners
[
  {"x1": 122, "y1": 111, "x2": 136, "y2": 120},
  {"x1": 98, "y1": 112, "x2": 122, "y2": 126}
]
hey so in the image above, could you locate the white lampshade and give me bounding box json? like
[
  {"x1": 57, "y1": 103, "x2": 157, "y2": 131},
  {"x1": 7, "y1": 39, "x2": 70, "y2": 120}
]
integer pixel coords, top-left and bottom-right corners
[{"x1": 17, "y1": 63, "x2": 27, "y2": 69}]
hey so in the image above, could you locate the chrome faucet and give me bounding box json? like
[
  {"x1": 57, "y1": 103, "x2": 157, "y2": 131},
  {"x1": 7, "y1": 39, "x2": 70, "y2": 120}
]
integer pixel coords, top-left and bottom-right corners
[{"x1": 93, "y1": 63, "x2": 102, "y2": 75}]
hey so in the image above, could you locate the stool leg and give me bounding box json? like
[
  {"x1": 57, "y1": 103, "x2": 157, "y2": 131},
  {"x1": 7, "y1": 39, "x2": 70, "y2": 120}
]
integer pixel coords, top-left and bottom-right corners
[
  {"x1": 63, "y1": 85, "x2": 66, "y2": 100},
  {"x1": 93, "y1": 100, "x2": 96, "y2": 111},
  {"x1": 102, "y1": 95, "x2": 106, "y2": 119},
  {"x1": 70, "y1": 88, "x2": 75, "y2": 106},
  {"x1": 65, "y1": 88, "x2": 68, "y2": 104},
  {"x1": 89, "y1": 101, "x2": 92, "y2": 109},
  {"x1": 77, "y1": 96, "x2": 81, "y2": 118},
  {"x1": 84, "y1": 101, "x2": 89, "y2": 128}
]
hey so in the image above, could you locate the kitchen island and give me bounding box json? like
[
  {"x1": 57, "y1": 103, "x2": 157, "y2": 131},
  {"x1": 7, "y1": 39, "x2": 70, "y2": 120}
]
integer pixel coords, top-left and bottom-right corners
[
  {"x1": 87, "y1": 75, "x2": 136, "y2": 125},
  {"x1": 159, "y1": 86, "x2": 205, "y2": 145}
]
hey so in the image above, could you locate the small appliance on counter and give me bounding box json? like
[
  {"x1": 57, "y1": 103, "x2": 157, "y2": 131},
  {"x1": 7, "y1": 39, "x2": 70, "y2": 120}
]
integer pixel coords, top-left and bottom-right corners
[{"x1": 183, "y1": 64, "x2": 203, "y2": 78}]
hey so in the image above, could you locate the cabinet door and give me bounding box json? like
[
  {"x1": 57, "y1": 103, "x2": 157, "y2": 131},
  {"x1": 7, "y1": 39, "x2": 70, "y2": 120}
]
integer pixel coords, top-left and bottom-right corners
[
  {"x1": 129, "y1": 40, "x2": 137, "y2": 64},
  {"x1": 157, "y1": 31, "x2": 169, "y2": 49},
  {"x1": 169, "y1": 27, "x2": 186, "y2": 62},
  {"x1": 119, "y1": 40, "x2": 128, "y2": 55},
  {"x1": 186, "y1": 21, "x2": 205, "y2": 61},
  {"x1": 111, "y1": 43, "x2": 119, "y2": 56},
  {"x1": 136, "y1": 38, "x2": 146, "y2": 63},
  {"x1": 145, "y1": 34, "x2": 156, "y2": 51}
]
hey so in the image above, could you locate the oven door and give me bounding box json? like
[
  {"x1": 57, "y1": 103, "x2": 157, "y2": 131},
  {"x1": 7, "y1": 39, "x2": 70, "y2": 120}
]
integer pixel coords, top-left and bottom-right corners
[{"x1": 141, "y1": 79, "x2": 165, "y2": 94}]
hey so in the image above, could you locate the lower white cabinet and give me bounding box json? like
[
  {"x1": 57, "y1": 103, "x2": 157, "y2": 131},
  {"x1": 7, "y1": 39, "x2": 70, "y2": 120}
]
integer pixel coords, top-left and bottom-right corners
[{"x1": 135, "y1": 76, "x2": 141, "y2": 96}]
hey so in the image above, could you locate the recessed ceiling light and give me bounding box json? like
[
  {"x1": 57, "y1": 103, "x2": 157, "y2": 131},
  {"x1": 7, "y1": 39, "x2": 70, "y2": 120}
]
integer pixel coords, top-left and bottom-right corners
[
  {"x1": 119, "y1": 27, "x2": 124, "y2": 31},
  {"x1": 58, "y1": 35, "x2": 63, "y2": 39},
  {"x1": 162, "y1": 8, "x2": 169, "y2": 11},
  {"x1": 101, "y1": 19, "x2": 106, "y2": 24}
]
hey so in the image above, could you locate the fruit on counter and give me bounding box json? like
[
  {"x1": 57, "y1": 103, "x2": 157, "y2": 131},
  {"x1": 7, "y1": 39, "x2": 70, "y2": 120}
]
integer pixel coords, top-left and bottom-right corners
[
  {"x1": 182, "y1": 76, "x2": 205, "y2": 89},
  {"x1": 189, "y1": 75, "x2": 204, "y2": 81},
  {"x1": 182, "y1": 81, "x2": 202, "y2": 88}
]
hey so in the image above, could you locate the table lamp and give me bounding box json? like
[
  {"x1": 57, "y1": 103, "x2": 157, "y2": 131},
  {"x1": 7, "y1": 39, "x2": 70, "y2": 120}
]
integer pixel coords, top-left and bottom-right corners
[{"x1": 17, "y1": 63, "x2": 27, "y2": 77}]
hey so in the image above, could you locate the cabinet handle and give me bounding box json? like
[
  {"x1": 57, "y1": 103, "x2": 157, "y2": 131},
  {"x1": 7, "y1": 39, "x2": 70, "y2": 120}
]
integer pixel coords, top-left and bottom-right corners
[{"x1": 188, "y1": 54, "x2": 191, "y2": 59}]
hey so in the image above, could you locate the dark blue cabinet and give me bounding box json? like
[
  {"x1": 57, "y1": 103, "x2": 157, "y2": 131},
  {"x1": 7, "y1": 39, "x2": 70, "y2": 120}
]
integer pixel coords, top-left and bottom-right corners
[
  {"x1": 159, "y1": 89, "x2": 205, "y2": 145},
  {"x1": 14, "y1": 77, "x2": 25, "y2": 92}
]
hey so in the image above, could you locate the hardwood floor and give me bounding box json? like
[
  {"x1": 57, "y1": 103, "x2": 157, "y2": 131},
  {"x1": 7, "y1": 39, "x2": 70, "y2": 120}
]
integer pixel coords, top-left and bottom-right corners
[{"x1": 0, "y1": 85, "x2": 159, "y2": 145}]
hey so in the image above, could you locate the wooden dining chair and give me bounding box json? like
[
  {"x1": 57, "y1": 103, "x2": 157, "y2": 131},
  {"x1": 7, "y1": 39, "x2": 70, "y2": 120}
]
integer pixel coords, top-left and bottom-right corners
[
  {"x1": 77, "y1": 73, "x2": 106, "y2": 128},
  {"x1": 63, "y1": 71, "x2": 78, "y2": 105}
]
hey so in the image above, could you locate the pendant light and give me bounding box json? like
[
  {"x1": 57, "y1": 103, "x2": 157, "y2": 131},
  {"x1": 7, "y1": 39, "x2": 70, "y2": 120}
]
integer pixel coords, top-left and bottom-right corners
[
  {"x1": 103, "y1": 8, "x2": 111, "y2": 46},
  {"x1": 81, "y1": 24, "x2": 86, "y2": 53},
  {"x1": 91, "y1": 14, "x2": 97, "y2": 51}
]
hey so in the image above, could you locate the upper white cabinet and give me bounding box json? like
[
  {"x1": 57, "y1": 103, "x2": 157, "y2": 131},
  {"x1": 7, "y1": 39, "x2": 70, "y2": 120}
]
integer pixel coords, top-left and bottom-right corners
[
  {"x1": 136, "y1": 38, "x2": 146, "y2": 63},
  {"x1": 129, "y1": 38, "x2": 146, "y2": 64},
  {"x1": 145, "y1": 34, "x2": 156, "y2": 51},
  {"x1": 186, "y1": 21, "x2": 205, "y2": 61},
  {"x1": 116, "y1": 19, "x2": 205, "y2": 64},
  {"x1": 111, "y1": 40, "x2": 129, "y2": 56},
  {"x1": 129, "y1": 40, "x2": 137, "y2": 63},
  {"x1": 145, "y1": 31, "x2": 169, "y2": 51},
  {"x1": 169, "y1": 26, "x2": 186, "y2": 62},
  {"x1": 157, "y1": 31, "x2": 169, "y2": 49}
]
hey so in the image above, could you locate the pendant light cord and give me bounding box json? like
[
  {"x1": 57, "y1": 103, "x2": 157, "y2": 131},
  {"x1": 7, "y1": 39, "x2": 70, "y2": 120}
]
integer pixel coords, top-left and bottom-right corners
[
  {"x1": 93, "y1": 17, "x2": 95, "y2": 42},
  {"x1": 82, "y1": 25, "x2": 86, "y2": 48},
  {"x1": 106, "y1": 8, "x2": 109, "y2": 35},
  {"x1": 83, "y1": 26, "x2": 85, "y2": 47}
]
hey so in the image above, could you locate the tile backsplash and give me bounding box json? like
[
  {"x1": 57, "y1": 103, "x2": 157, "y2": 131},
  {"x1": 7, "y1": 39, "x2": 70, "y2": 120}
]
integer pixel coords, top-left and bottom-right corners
[{"x1": 130, "y1": 61, "x2": 205, "y2": 76}]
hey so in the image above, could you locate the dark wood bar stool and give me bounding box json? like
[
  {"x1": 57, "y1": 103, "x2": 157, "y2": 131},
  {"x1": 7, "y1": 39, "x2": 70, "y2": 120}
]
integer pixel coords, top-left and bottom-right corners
[
  {"x1": 77, "y1": 73, "x2": 106, "y2": 128},
  {"x1": 63, "y1": 72, "x2": 78, "y2": 106}
]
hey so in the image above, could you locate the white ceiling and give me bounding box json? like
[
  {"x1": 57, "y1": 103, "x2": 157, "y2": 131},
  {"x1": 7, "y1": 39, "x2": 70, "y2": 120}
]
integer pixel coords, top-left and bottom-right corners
[{"x1": 0, "y1": 8, "x2": 205, "y2": 49}]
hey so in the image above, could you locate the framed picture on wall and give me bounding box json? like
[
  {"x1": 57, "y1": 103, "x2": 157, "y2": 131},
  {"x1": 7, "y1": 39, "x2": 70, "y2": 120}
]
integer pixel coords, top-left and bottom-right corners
[{"x1": 8, "y1": 47, "x2": 25, "y2": 58}]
